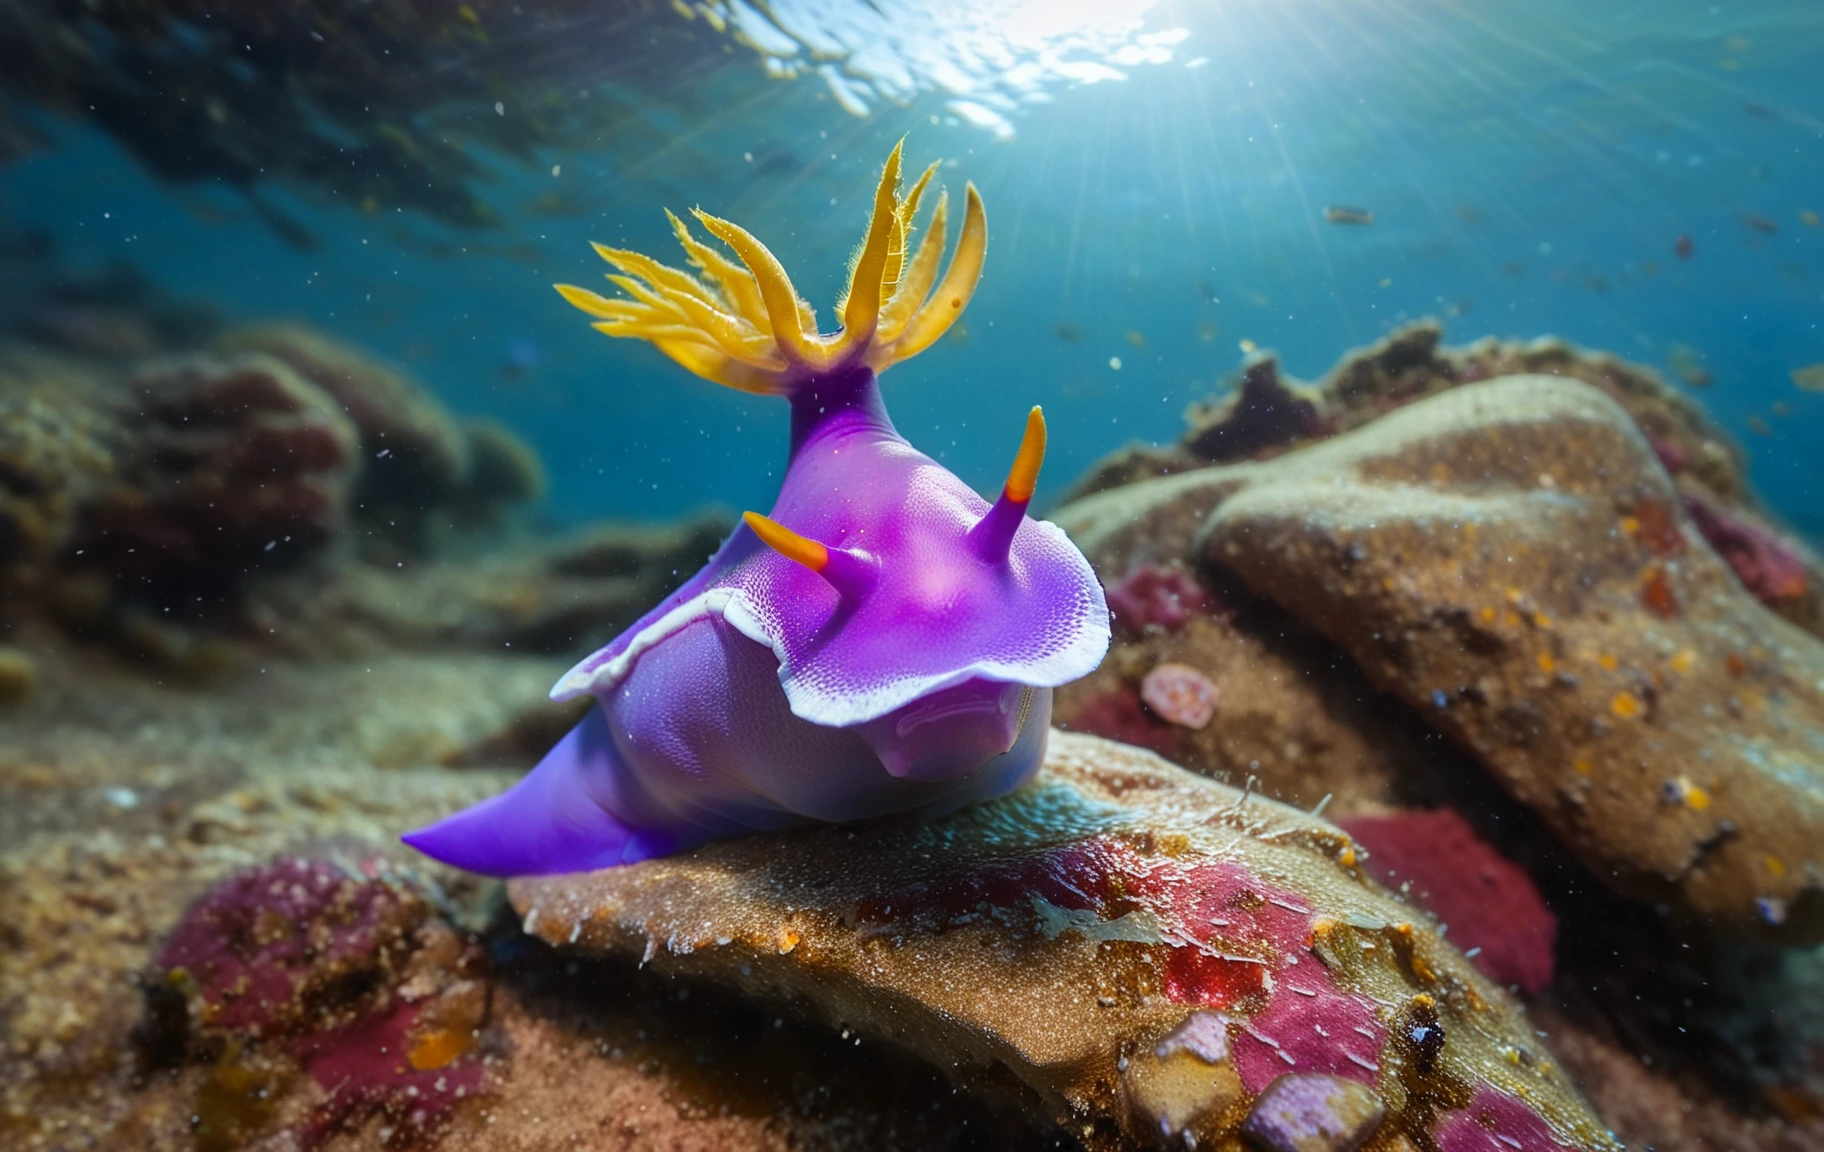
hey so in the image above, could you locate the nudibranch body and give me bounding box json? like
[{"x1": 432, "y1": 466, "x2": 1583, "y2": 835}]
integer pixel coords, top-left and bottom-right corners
[{"x1": 404, "y1": 143, "x2": 1109, "y2": 876}]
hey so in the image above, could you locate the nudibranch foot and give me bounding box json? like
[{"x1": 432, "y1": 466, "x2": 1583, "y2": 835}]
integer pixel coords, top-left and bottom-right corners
[{"x1": 402, "y1": 707, "x2": 694, "y2": 876}]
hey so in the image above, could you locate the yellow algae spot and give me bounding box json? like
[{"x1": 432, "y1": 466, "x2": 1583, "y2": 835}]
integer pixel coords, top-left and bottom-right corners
[
  {"x1": 1619, "y1": 515, "x2": 1641, "y2": 536},
  {"x1": 1388, "y1": 922, "x2": 1437, "y2": 984},
  {"x1": 1533, "y1": 613, "x2": 1552, "y2": 629},
  {"x1": 1802, "y1": 210, "x2": 1821, "y2": 229},
  {"x1": 1239, "y1": 338, "x2": 1258, "y2": 354},
  {"x1": 1597, "y1": 654, "x2": 1619, "y2": 672},
  {"x1": 1338, "y1": 845, "x2": 1358, "y2": 869},
  {"x1": 1503, "y1": 610, "x2": 1523, "y2": 628},
  {"x1": 1765, "y1": 855, "x2": 1787, "y2": 879},
  {"x1": 1537, "y1": 652, "x2": 1556, "y2": 675},
  {"x1": 1572, "y1": 755, "x2": 1594, "y2": 776},
  {"x1": 1504, "y1": 586, "x2": 1523, "y2": 603},
  {"x1": 1381, "y1": 577, "x2": 1395, "y2": 592},
  {"x1": 362, "y1": 196, "x2": 378, "y2": 214},
  {"x1": 1479, "y1": 606, "x2": 1497, "y2": 624},
  {"x1": 1124, "y1": 329, "x2": 1148, "y2": 349},
  {"x1": 1610, "y1": 691, "x2": 1641, "y2": 718},
  {"x1": 1725, "y1": 35, "x2": 1752, "y2": 50},
  {"x1": 777, "y1": 927, "x2": 801, "y2": 954},
  {"x1": 1669, "y1": 649, "x2": 1696, "y2": 674},
  {"x1": 1663, "y1": 776, "x2": 1709, "y2": 810},
  {"x1": 1431, "y1": 462, "x2": 1451, "y2": 484},
  {"x1": 408, "y1": 1028, "x2": 474, "y2": 1071},
  {"x1": 457, "y1": 3, "x2": 480, "y2": 23}
]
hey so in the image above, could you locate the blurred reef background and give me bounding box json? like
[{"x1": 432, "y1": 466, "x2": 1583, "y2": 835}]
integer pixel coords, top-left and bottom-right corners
[{"x1": 3, "y1": 1, "x2": 1824, "y2": 1150}]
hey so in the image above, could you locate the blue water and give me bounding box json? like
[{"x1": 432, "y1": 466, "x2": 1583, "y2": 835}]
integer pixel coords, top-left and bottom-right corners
[{"x1": 5, "y1": 0, "x2": 1820, "y2": 535}]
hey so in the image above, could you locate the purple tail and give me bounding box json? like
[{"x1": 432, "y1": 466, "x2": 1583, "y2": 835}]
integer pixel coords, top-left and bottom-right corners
[{"x1": 402, "y1": 705, "x2": 677, "y2": 877}]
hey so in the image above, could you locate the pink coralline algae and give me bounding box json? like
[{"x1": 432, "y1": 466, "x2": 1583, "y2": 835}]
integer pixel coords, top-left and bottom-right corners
[
  {"x1": 858, "y1": 835, "x2": 1387, "y2": 1093},
  {"x1": 1649, "y1": 436, "x2": 1689, "y2": 475},
  {"x1": 1105, "y1": 564, "x2": 1215, "y2": 636},
  {"x1": 1141, "y1": 661, "x2": 1220, "y2": 729},
  {"x1": 148, "y1": 856, "x2": 489, "y2": 1149},
  {"x1": 1339, "y1": 810, "x2": 1556, "y2": 994},
  {"x1": 1681, "y1": 493, "x2": 1810, "y2": 605},
  {"x1": 156, "y1": 856, "x2": 421, "y2": 1036},
  {"x1": 1436, "y1": 1086, "x2": 1573, "y2": 1152}
]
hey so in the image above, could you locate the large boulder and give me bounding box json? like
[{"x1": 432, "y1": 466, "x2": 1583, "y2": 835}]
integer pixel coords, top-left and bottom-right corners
[{"x1": 1058, "y1": 376, "x2": 1824, "y2": 938}]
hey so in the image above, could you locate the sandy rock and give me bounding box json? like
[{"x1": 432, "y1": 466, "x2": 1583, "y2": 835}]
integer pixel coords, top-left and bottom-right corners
[
  {"x1": 215, "y1": 323, "x2": 471, "y2": 549},
  {"x1": 1055, "y1": 579, "x2": 1459, "y2": 820},
  {"x1": 509, "y1": 731, "x2": 1616, "y2": 1152},
  {"x1": 1065, "y1": 321, "x2": 1824, "y2": 641},
  {"x1": 1067, "y1": 375, "x2": 1824, "y2": 936},
  {"x1": 0, "y1": 646, "x2": 34, "y2": 702},
  {"x1": 1185, "y1": 354, "x2": 1334, "y2": 465},
  {"x1": 246, "y1": 512, "x2": 731, "y2": 658},
  {"x1": 106, "y1": 352, "x2": 358, "y2": 571},
  {"x1": 452, "y1": 417, "x2": 546, "y2": 522},
  {"x1": 0, "y1": 350, "x2": 121, "y2": 567}
]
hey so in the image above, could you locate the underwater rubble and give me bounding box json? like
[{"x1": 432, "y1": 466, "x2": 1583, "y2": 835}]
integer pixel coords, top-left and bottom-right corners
[
  {"x1": 0, "y1": 296, "x2": 731, "y2": 678},
  {"x1": 2, "y1": 319, "x2": 1823, "y2": 1151}
]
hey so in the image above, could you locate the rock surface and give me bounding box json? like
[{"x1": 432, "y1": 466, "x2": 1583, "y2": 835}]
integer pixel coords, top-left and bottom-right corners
[
  {"x1": 1067, "y1": 321, "x2": 1824, "y2": 640},
  {"x1": 1059, "y1": 376, "x2": 1824, "y2": 937},
  {"x1": 510, "y1": 731, "x2": 1617, "y2": 1152}
]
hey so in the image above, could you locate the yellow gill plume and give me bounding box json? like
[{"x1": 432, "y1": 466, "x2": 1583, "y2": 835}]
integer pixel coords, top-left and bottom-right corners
[{"x1": 553, "y1": 140, "x2": 986, "y2": 394}]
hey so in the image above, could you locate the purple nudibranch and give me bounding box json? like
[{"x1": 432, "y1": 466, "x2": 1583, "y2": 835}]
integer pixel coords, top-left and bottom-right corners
[{"x1": 403, "y1": 142, "x2": 1110, "y2": 876}]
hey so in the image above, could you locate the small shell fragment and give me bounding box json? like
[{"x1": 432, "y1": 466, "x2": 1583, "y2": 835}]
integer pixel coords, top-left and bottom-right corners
[{"x1": 1141, "y1": 662, "x2": 1220, "y2": 729}]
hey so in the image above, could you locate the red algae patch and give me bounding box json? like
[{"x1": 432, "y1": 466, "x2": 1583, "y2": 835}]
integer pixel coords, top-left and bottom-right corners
[
  {"x1": 1339, "y1": 810, "x2": 1557, "y2": 994},
  {"x1": 143, "y1": 855, "x2": 491, "y2": 1150},
  {"x1": 1059, "y1": 685, "x2": 1179, "y2": 755},
  {"x1": 1682, "y1": 492, "x2": 1811, "y2": 606},
  {"x1": 1105, "y1": 564, "x2": 1216, "y2": 636}
]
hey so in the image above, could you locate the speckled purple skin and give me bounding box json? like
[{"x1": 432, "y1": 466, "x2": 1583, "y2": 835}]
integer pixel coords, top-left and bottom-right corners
[{"x1": 404, "y1": 366, "x2": 1109, "y2": 876}]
